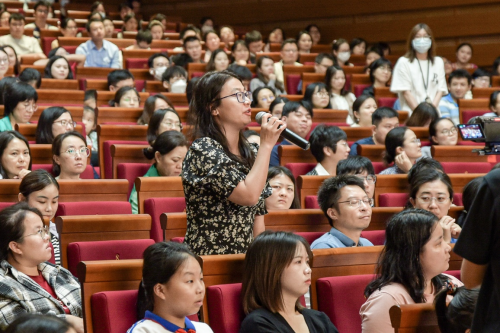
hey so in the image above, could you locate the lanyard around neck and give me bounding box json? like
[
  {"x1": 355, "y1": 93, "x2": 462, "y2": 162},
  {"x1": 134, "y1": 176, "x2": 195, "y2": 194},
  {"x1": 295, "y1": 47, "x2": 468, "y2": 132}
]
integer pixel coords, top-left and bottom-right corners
[{"x1": 416, "y1": 59, "x2": 430, "y2": 94}]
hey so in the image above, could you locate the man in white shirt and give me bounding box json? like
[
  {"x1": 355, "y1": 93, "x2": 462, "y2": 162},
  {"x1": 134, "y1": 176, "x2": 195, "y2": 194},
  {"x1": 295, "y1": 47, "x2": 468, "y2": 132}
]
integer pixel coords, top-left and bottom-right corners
[
  {"x1": 76, "y1": 18, "x2": 121, "y2": 68},
  {"x1": 25, "y1": 1, "x2": 58, "y2": 33},
  {"x1": 274, "y1": 39, "x2": 303, "y2": 85},
  {"x1": 0, "y1": 13, "x2": 46, "y2": 60},
  {"x1": 307, "y1": 125, "x2": 350, "y2": 176}
]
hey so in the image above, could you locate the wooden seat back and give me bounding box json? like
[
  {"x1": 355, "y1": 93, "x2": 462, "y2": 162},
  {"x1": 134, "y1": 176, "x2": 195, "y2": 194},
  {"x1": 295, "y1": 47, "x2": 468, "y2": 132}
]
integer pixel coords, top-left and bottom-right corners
[
  {"x1": 374, "y1": 87, "x2": 397, "y2": 99},
  {"x1": 97, "y1": 107, "x2": 143, "y2": 124},
  {"x1": 187, "y1": 62, "x2": 208, "y2": 79},
  {"x1": 77, "y1": 259, "x2": 143, "y2": 333},
  {"x1": 302, "y1": 72, "x2": 325, "y2": 90},
  {"x1": 96, "y1": 91, "x2": 149, "y2": 107},
  {"x1": 144, "y1": 80, "x2": 163, "y2": 92},
  {"x1": 111, "y1": 144, "x2": 150, "y2": 178},
  {"x1": 75, "y1": 67, "x2": 151, "y2": 80},
  {"x1": 431, "y1": 145, "x2": 490, "y2": 162},
  {"x1": 312, "y1": 109, "x2": 349, "y2": 124},
  {"x1": 36, "y1": 89, "x2": 85, "y2": 105},
  {"x1": 471, "y1": 87, "x2": 499, "y2": 99},
  {"x1": 278, "y1": 145, "x2": 315, "y2": 166},
  {"x1": 389, "y1": 303, "x2": 439, "y2": 332},
  {"x1": 40, "y1": 79, "x2": 79, "y2": 90},
  {"x1": 357, "y1": 144, "x2": 385, "y2": 162},
  {"x1": 57, "y1": 179, "x2": 129, "y2": 201},
  {"x1": 458, "y1": 98, "x2": 488, "y2": 111},
  {"x1": 122, "y1": 49, "x2": 165, "y2": 69},
  {"x1": 56, "y1": 214, "x2": 151, "y2": 268},
  {"x1": 283, "y1": 65, "x2": 315, "y2": 92},
  {"x1": 135, "y1": 177, "x2": 184, "y2": 214}
]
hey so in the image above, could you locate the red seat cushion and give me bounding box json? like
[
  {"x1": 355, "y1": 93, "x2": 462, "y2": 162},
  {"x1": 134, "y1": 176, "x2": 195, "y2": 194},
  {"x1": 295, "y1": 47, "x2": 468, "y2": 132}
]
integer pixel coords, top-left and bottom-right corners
[
  {"x1": 372, "y1": 162, "x2": 385, "y2": 174},
  {"x1": 126, "y1": 58, "x2": 148, "y2": 69},
  {"x1": 67, "y1": 239, "x2": 154, "y2": 276},
  {"x1": 377, "y1": 97, "x2": 397, "y2": 108},
  {"x1": 0, "y1": 202, "x2": 15, "y2": 211},
  {"x1": 445, "y1": 270, "x2": 461, "y2": 280},
  {"x1": 206, "y1": 283, "x2": 245, "y2": 333},
  {"x1": 32, "y1": 164, "x2": 94, "y2": 179},
  {"x1": 441, "y1": 162, "x2": 492, "y2": 174},
  {"x1": 317, "y1": 274, "x2": 375, "y2": 333},
  {"x1": 117, "y1": 163, "x2": 151, "y2": 197},
  {"x1": 360, "y1": 230, "x2": 385, "y2": 245},
  {"x1": 91, "y1": 290, "x2": 138, "y2": 333},
  {"x1": 284, "y1": 163, "x2": 316, "y2": 179},
  {"x1": 55, "y1": 201, "x2": 132, "y2": 218},
  {"x1": 103, "y1": 140, "x2": 148, "y2": 179},
  {"x1": 285, "y1": 74, "x2": 301, "y2": 95},
  {"x1": 461, "y1": 110, "x2": 485, "y2": 124},
  {"x1": 171, "y1": 237, "x2": 184, "y2": 243},
  {"x1": 294, "y1": 231, "x2": 325, "y2": 245},
  {"x1": 143, "y1": 197, "x2": 186, "y2": 242},
  {"x1": 305, "y1": 195, "x2": 319, "y2": 209},
  {"x1": 42, "y1": 37, "x2": 56, "y2": 56},
  {"x1": 354, "y1": 84, "x2": 370, "y2": 97},
  {"x1": 378, "y1": 193, "x2": 463, "y2": 207}
]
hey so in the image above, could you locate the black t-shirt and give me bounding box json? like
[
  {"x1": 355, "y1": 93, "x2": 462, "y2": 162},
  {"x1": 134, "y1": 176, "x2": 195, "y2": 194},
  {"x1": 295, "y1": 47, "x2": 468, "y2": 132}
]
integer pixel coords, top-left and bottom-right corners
[
  {"x1": 239, "y1": 307, "x2": 338, "y2": 333},
  {"x1": 454, "y1": 169, "x2": 500, "y2": 332}
]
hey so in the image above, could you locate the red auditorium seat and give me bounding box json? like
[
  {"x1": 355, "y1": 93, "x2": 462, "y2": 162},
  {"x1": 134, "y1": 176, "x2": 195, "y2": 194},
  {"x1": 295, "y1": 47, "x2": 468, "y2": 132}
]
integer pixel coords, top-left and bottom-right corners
[
  {"x1": 91, "y1": 290, "x2": 138, "y2": 333},
  {"x1": 316, "y1": 274, "x2": 375, "y2": 333},
  {"x1": 117, "y1": 163, "x2": 151, "y2": 196},
  {"x1": 126, "y1": 58, "x2": 148, "y2": 69},
  {"x1": 294, "y1": 231, "x2": 324, "y2": 244},
  {"x1": 446, "y1": 270, "x2": 461, "y2": 280},
  {"x1": 67, "y1": 239, "x2": 154, "y2": 275},
  {"x1": 103, "y1": 140, "x2": 148, "y2": 179},
  {"x1": 0, "y1": 202, "x2": 15, "y2": 211},
  {"x1": 32, "y1": 164, "x2": 95, "y2": 179},
  {"x1": 441, "y1": 162, "x2": 492, "y2": 174},
  {"x1": 461, "y1": 110, "x2": 484, "y2": 124},
  {"x1": 305, "y1": 195, "x2": 319, "y2": 209},
  {"x1": 55, "y1": 201, "x2": 132, "y2": 218},
  {"x1": 354, "y1": 84, "x2": 370, "y2": 97},
  {"x1": 377, "y1": 97, "x2": 397, "y2": 108},
  {"x1": 206, "y1": 283, "x2": 245, "y2": 333},
  {"x1": 360, "y1": 230, "x2": 385, "y2": 245},
  {"x1": 378, "y1": 193, "x2": 463, "y2": 207},
  {"x1": 285, "y1": 163, "x2": 316, "y2": 179},
  {"x1": 171, "y1": 237, "x2": 184, "y2": 243},
  {"x1": 285, "y1": 74, "x2": 301, "y2": 94},
  {"x1": 143, "y1": 197, "x2": 186, "y2": 242}
]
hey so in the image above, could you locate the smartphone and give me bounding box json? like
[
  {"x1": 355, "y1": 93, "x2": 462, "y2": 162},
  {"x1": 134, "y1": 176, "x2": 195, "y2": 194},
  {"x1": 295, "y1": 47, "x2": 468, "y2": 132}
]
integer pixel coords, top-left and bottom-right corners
[{"x1": 457, "y1": 124, "x2": 485, "y2": 140}]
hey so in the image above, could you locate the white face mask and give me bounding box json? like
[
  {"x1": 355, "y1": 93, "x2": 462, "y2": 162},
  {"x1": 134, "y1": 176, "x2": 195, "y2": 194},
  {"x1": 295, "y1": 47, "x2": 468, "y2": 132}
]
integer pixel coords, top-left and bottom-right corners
[
  {"x1": 170, "y1": 79, "x2": 187, "y2": 93},
  {"x1": 412, "y1": 37, "x2": 432, "y2": 54},
  {"x1": 150, "y1": 66, "x2": 167, "y2": 81},
  {"x1": 337, "y1": 51, "x2": 350, "y2": 63}
]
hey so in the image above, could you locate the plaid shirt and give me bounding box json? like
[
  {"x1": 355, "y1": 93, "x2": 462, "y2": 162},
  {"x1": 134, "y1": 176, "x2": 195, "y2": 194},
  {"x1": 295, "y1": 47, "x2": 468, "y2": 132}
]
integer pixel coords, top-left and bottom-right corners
[{"x1": 0, "y1": 260, "x2": 82, "y2": 329}]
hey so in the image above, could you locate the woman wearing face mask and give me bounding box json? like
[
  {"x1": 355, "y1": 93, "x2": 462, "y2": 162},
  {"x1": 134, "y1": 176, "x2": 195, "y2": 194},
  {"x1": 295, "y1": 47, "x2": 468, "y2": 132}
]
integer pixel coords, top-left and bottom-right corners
[
  {"x1": 332, "y1": 39, "x2": 353, "y2": 67},
  {"x1": 390, "y1": 23, "x2": 448, "y2": 113}
]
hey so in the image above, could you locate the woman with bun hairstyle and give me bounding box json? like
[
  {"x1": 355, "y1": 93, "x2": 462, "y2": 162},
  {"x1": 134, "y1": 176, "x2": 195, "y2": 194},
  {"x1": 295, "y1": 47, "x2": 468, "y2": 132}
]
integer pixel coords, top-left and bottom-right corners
[{"x1": 129, "y1": 131, "x2": 188, "y2": 214}]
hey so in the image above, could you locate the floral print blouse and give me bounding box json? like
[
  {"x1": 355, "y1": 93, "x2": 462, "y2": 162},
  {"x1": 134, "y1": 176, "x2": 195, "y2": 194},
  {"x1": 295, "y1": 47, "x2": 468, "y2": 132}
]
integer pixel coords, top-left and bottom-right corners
[{"x1": 182, "y1": 137, "x2": 271, "y2": 255}]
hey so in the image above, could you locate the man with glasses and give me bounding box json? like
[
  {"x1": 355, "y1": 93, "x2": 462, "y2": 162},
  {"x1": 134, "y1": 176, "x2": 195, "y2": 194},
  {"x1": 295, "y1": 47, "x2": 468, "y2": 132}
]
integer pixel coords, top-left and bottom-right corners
[
  {"x1": 306, "y1": 124, "x2": 350, "y2": 176},
  {"x1": 0, "y1": 13, "x2": 46, "y2": 60},
  {"x1": 25, "y1": 0, "x2": 58, "y2": 35},
  {"x1": 311, "y1": 175, "x2": 374, "y2": 249},
  {"x1": 274, "y1": 39, "x2": 302, "y2": 87},
  {"x1": 337, "y1": 156, "x2": 377, "y2": 203},
  {"x1": 439, "y1": 69, "x2": 472, "y2": 125}
]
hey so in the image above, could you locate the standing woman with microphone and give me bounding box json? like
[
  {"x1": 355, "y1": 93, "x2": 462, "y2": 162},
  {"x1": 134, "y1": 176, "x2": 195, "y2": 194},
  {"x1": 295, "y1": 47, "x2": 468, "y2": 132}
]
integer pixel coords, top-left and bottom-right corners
[{"x1": 183, "y1": 70, "x2": 286, "y2": 255}]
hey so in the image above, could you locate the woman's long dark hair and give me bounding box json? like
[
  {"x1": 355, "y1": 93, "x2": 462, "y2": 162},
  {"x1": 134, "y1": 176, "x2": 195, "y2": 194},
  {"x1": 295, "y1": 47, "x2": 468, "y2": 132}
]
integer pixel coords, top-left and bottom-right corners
[
  {"x1": 302, "y1": 82, "x2": 331, "y2": 109},
  {"x1": 146, "y1": 108, "x2": 182, "y2": 145},
  {"x1": 43, "y1": 56, "x2": 74, "y2": 79},
  {"x1": 36, "y1": 107, "x2": 72, "y2": 144},
  {"x1": 136, "y1": 242, "x2": 197, "y2": 319},
  {"x1": 143, "y1": 130, "x2": 188, "y2": 163},
  {"x1": 325, "y1": 65, "x2": 348, "y2": 96},
  {"x1": 364, "y1": 209, "x2": 448, "y2": 303},
  {"x1": 406, "y1": 169, "x2": 453, "y2": 210},
  {"x1": 383, "y1": 126, "x2": 408, "y2": 165},
  {"x1": 266, "y1": 166, "x2": 301, "y2": 209},
  {"x1": 256, "y1": 55, "x2": 285, "y2": 92},
  {"x1": 0, "y1": 131, "x2": 32, "y2": 179},
  {"x1": 189, "y1": 70, "x2": 255, "y2": 167}
]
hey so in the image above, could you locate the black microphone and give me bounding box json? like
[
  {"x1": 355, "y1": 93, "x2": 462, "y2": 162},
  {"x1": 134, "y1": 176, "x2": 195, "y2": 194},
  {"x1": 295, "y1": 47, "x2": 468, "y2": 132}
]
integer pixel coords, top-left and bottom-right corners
[{"x1": 255, "y1": 112, "x2": 310, "y2": 150}]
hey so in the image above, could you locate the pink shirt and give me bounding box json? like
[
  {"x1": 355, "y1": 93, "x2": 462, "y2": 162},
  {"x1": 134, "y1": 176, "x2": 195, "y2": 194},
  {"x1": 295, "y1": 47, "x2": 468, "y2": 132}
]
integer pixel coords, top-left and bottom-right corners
[{"x1": 359, "y1": 274, "x2": 463, "y2": 333}]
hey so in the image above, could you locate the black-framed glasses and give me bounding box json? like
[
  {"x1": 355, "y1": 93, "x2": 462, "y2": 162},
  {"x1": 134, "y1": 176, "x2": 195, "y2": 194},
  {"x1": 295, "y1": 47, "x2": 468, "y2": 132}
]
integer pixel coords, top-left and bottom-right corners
[
  {"x1": 356, "y1": 175, "x2": 377, "y2": 184},
  {"x1": 337, "y1": 198, "x2": 374, "y2": 208},
  {"x1": 213, "y1": 91, "x2": 252, "y2": 103}
]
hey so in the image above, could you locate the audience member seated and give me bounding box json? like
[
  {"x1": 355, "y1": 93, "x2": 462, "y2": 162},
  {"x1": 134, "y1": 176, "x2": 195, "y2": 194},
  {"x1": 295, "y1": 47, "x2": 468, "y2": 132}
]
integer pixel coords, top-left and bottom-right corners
[
  {"x1": 483, "y1": 90, "x2": 500, "y2": 117},
  {"x1": 118, "y1": 3, "x2": 133, "y2": 20},
  {"x1": 350, "y1": 107, "x2": 399, "y2": 156},
  {"x1": 274, "y1": 39, "x2": 302, "y2": 85},
  {"x1": 118, "y1": 14, "x2": 138, "y2": 39},
  {"x1": 332, "y1": 38, "x2": 352, "y2": 67},
  {"x1": 269, "y1": 96, "x2": 289, "y2": 118},
  {"x1": 471, "y1": 68, "x2": 491, "y2": 88},
  {"x1": 0, "y1": 13, "x2": 46, "y2": 60},
  {"x1": 405, "y1": 102, "x2": 439, "y2": 127},
  {"x1": 52, "y1": 132, "x2": 88, "y2": 180},
  {"x1": 25, "y1": 1, "x2": 57, "y2": 33},
  {"x1": 147, "y1": 108, "x2": 182, "y2": 145},
  {"x1": 337, "y1": 156, "x2": 376, "y2": 202},
  {"x1": 203, "y1": 30, "x2": 221, "y2": 63},
  {"x1": 307, "y1": 125, "x2": 349, "y2": 176},
  {"x1": 269, "y1": 101, "x2": 313, "y2": 167},
  {"x1": 0, "y1": 82, "x2": 38, "y2": 132},
  {"x1": 128, "y1": 242, "x2": 213, "y2": 333},
  {"x1": 124, "y1": 30, "x2": 152, "y2": 50},
  {"x1": 0, "y1": 47, "x2": 10, "y2": 81},
  {"x1": 51, "y1": 18, "x2": 80, "y2": 49},
  {"x1": 326, "y1": 65, "x2": 356, "y2": 124},
  {"x1": 102, "y1": 18, "x2": 114, "y2": 38},
  {"x1": 18, "y1": 169, "x2": 60, "y2": 264},
  {"x1": 183, "y1": 36, "x2": 203, "y2": 64},
  {"x1": 76, "y1": 18, "x2": 121, "y2": 68},
  {"x1": 380, "y1": 126, "x2": 422, "y2": 175},
  {"x1": 148, "y1": 52, "x2": 170, "y2": 81},
  {"x1": 421, "y1": 118, "x2": 458, "y2": 158},
  {"x1": 220, "y1": 25, "x2": 235, "y2": 47},
  {"x1": 84, "y1": 90, "x2": 97, "y2": 109},
  {"x1": 350, "y1": 38, "x2": 367, "y2": 56},
  {"x1": 200, "y1": 17, "x2": 214, "y2": 34},
  {"x1": 311, "y1": 175, "x2": 374, "y2": 249},
  {"x1": 82, "y1": 106, "x2": 98, "y2": 163},
  {"x1": 0, "y1": 11, "x2": 9, "y2": 28},
  {"x1": 439, "y1": 69, "x2": 472, "y2": 125},
  {"x1": 240, "y1": 231, "x2": 339, "y2": 333},
  {"x1": 265, "y1": 166, "x2": 300, "y2": 210},
  {"x1": 43, "y1": 56, "x2": 74, "y2": 80},
  {"x1": 147, "y1": 20, "x2": 164, "y2": 41},
  {"x1": 266, "y1": 27, "x2": 285, "y2": 51},
  {"x1": 456, "y1": 176, "x2": 483, "y2": 227},
  {"x1": 251, "y1": 87, "x2": 276, "y2": 109},
  {"x1": 302, "y1": 82, "x2": 331, "y2": 109},
  {"x1": 365, "y1": 45, "x2": 383, "y2": 68},
  {"x1": 250, "y1": 56, "x2": 285, "y2": 95},
  {"x1": 407, "y1": 169, "x2": 462, "y2": 242},
  {"x1": 107, "y1": 69, "x2": 135, "y2": 92},
  {"x1": 451, "y1": 43, "x2": 477, "y2": 71},
  {"x1": 351, "y1": 95, "x2": 378, "y2": 127},
  {"x1": 306, "y1": 24, "x2": 321, "y2": 45},
  {"x1": 3, "y1": 46, "x2": 20, "y2": 75},
  {"x1": 231, "y1": 40, "x2": 250, "y2": 66},
  {"x1": 4, "y1": 313, "x2": 77, "y2": 333},
  {"x1": 0, "y1": 203, "x2": 83, "y2": 331},
  {"x1": 110, "y1": 86, "x2": 140, "y2": 108},
  {"x1": 35, "y1": 47, "x2": 86, "y2": 68},
  {"x1": 407, "y1": 158, "x2": 444, "y2": 184},
  {"x1": 206, "y1": 49, "x2": 229, "y2": 72},
  {"x1": 245, "y1": 30, "x2": 264, "y2": 63},
  {"x1": 243, "y1": 129, "x2": 260, "y2": 145},
  {"x1": 162, "y1": 66, "x2": 188, "y2": 93},
  {"x1": 435, "y1": 286, "x2": 479, "y2": 333},
  {"x1": 361, "y1": 209, "x2": 463, "y2": 333},
  {"x1": 19, "y1": 68, "x2": 41, "y2": 89},
  {"x1": 362, "y1": 58, "x2": 392, "y2": 97},
  {"x1": 297, "y1": 53, "x2": 335, "y2": 94},
  {"x1": 138, "y1": 94, "x2": 174, "y2": 125},
  {"x1": 0, "y1": 131, "x2": 31, "y2": 180},
  {"x1": 36, "y1": 107, "x2": 76, "y2": 144},
  {"x1": 129, "y1": 131, "x2": 188, "y2": 214},
  {"x1": 297, "y1": 31, "x2": 313, "y2": 54}
]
